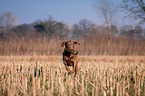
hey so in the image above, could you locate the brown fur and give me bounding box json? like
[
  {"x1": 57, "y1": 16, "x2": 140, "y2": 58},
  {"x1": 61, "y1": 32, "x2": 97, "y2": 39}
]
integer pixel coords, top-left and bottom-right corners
[{"x1": 61, "y1": 41, "x2": 80, "y2": 77}]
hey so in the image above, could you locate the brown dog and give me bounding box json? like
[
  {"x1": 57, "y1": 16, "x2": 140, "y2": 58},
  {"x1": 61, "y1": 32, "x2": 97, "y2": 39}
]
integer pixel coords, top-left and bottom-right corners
[{"x1": 61, "y1": 41, "x2": 80, "y2": 77}]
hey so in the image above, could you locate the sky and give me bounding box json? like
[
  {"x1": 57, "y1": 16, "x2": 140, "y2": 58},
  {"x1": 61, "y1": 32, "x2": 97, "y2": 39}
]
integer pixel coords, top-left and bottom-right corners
[{"x1": 0, "y1": 0, "x2": 143, "y2": 27}]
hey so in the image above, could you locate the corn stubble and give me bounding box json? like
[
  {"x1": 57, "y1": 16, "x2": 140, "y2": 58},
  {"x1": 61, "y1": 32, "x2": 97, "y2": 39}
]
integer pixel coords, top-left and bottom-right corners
[{"x1": 0, "y1": 56, "x2": 145, "y2": 96}]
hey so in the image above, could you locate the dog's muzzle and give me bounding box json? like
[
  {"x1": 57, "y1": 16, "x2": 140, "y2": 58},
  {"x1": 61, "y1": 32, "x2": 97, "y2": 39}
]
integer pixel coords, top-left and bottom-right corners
[{"x1": 64, "y1": 48, "x2": 79, "y2": 55}]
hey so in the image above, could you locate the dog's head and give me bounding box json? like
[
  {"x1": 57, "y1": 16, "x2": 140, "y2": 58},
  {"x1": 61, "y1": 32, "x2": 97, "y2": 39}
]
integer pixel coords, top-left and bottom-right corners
[{"x1": 61, "y1": 41, "x2": 80, "y2": 50}]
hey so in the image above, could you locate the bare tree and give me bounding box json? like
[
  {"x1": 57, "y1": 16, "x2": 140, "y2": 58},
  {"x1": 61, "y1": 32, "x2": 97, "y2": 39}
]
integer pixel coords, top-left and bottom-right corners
[
  {"x1": 0, "y1": 26, "x2": 7, "y2": 39},
  {"x1": 79, "y1": 19, "x2": 96, "y2": 35},
  {"x1": 119, "y1": 25, "x2": 143, "y2": 39},
  {"x1": 72, "y1": 24, "x2": 82, "y2": 39},
  {"x1": 121, "y1": 0, "x2": 145, "y2": 24},
  {"x1": 120, "y1": 25, "x2": 134, "y2": 38},
  {"x1": 34, "y1": 19, "x2": 69, "y2": 40},
  {"x1": 71, "y1": 19, "x2": 96, "y2": 39},
  {"x1": 10, "y1": 24, "x2": 36, "y2": 39},
  {"x1": 134, "y1": 25, "x2": 143, "y2": 38},
  {"x1": 0, "y1": 12, "x2": 18, "y2": 30},
  {"x1": 95, "y1": 0, "x2": 117, "y2": 40}
]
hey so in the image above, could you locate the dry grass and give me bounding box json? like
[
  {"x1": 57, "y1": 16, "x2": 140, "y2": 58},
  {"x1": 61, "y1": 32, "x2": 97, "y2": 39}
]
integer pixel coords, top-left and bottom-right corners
[
  {"x1": 0, "y1": 56, "x2": 145, "y2": 96},
  {"x1": 0, "y1": 37, "x2": 145, "y2": 55}
]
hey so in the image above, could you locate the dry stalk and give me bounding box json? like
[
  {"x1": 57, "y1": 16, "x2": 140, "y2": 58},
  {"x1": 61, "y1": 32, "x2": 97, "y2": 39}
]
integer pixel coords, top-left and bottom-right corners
[
  {"x1": 33, "y1": 67, "x2": 36, "y2": 96},
  {"x1": 42, "y1": 67, "x2": 45, "y2": 95},
  {"x1": 50, "y1": 69, "x2": 54, "y2": 94},
  {"x1": 116, "y1": 82, "x2": 119, "y2": 96}
]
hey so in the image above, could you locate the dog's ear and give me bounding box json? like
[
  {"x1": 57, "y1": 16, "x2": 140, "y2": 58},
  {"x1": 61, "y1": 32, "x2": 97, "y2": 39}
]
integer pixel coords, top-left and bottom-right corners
[
  {"x1": 74, "y1": 41, "x2": 80, "y2": 45},
  {"x1": 61, "y1": 42, "x2": 66, "y2": 47}
]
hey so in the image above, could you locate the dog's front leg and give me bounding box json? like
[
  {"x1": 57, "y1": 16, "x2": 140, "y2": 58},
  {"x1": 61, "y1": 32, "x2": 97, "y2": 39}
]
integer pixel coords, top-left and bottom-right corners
[
  {"x1": 73, "y1": 60, "x2": 78, "y2": 78},
  {"x1": 63, "y1": 60, "x2": 73, "y2": 74},
  {"x1": 72, "y1": 61, "x2": 76, "y2": 73}
]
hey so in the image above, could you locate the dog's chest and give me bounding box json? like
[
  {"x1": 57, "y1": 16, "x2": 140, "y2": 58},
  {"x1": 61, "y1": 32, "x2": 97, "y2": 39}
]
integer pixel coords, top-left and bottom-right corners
[
  {"x1": 63, "y1": 51, "x2": 73, "y2": 58},
  {"x1": 63, "y1": 52, "x2": 77, "y2": 65}
]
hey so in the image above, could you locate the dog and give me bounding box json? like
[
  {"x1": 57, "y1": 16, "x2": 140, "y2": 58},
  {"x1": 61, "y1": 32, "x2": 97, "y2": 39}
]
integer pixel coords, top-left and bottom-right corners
[{"x1": 61, "y1": 41, "x2": 80, "y2": 77}]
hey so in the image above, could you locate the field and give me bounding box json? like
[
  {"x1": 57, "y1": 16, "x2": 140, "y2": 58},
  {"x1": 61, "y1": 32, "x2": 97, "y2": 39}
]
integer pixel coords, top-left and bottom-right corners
[{"x1": 0, "y1": 56, "x2": 145, "y2": 96}]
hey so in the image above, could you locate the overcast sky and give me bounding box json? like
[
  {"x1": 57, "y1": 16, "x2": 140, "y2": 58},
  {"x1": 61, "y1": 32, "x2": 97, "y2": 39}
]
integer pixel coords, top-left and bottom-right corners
[{"x1": 0, "y1": 0, "x2": 143, "y2": 27}]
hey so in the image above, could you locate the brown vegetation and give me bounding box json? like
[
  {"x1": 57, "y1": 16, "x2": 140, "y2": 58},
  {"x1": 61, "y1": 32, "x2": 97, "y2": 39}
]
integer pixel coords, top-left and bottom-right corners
[{"x1": 0, "y1": 34, "x2": 144, "y2": 55}]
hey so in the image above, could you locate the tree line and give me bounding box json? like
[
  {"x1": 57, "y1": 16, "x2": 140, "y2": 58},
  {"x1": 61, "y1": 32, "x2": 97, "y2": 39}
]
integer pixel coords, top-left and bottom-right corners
[{"x1": 0, "y1": 13, "x2": 145, "y2": 41}]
